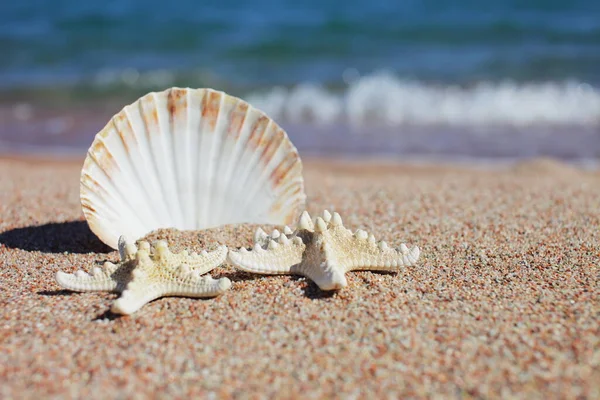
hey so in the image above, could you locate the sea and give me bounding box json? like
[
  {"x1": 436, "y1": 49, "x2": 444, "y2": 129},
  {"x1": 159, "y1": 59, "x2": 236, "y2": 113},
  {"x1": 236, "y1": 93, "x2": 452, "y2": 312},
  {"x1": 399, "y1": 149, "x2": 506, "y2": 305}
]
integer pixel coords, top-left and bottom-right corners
[{"x1": 1, "y1": 0, "x2": 599, "y2": 163}]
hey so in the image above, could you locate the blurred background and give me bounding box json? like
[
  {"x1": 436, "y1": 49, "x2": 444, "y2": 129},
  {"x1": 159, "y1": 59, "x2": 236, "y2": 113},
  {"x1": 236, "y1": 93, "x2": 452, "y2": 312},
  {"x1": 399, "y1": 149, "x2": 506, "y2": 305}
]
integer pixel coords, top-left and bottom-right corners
[{"x1": 0, "y1": 0, "x2": 599, "y2": 162}]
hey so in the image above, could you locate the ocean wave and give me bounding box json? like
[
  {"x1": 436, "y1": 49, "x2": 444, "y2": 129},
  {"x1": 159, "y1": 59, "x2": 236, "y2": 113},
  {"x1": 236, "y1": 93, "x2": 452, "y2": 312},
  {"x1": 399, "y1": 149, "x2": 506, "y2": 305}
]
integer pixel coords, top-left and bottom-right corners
[{"x1": 246, "y1": 72, "x2": 600, "y2": 127}]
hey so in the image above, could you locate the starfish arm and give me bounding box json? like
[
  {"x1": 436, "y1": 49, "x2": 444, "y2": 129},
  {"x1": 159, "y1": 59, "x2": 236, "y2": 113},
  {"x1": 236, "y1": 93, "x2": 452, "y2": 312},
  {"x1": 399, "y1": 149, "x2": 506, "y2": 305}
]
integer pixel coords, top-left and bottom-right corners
[
  {"x1": 311, "y1": 212, "x2": 420, "y2": 274},
  {"x1": 330, "y1": 228, "x2": 420, "y2": 272},
  {"x1": 344, "y1": 244, "x2": 420, "y2": 272},
  {"x1": 55, "y1": 261, "x2": 133, "y2": 293},
  {"x1": 228, "y1": 236, "x2": 305, "y2": 274},
  {"x1": 181, "y1": 245, "x2": 228, "y2": 275},
  {"x1": 292, "y1": 238, "x2": 348, "y2": 290},
  {"x1": 111, "y1": 274, "x2": 231, "y2": 315},
  {"x1": 149, "y1": 241, "x2": 227, "y2": 276}
]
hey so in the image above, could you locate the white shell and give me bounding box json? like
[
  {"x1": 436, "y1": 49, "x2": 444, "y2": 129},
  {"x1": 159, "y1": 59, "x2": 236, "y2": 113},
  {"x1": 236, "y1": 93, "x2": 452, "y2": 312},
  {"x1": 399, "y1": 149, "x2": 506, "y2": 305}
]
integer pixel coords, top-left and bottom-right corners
[{"x1": 81, "y1": 87, "x2": 306, "y2": 249}]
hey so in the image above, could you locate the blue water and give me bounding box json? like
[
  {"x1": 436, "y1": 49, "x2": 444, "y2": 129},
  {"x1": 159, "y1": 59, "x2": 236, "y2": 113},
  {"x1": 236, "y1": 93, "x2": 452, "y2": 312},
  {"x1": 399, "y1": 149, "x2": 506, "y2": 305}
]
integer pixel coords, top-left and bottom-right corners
[
  {"x1": 1, "y1": 0, "x2": 600, "y2": 159},
  {"x1": 2, "y1": 0, "x2": 600, "y2": 89}
]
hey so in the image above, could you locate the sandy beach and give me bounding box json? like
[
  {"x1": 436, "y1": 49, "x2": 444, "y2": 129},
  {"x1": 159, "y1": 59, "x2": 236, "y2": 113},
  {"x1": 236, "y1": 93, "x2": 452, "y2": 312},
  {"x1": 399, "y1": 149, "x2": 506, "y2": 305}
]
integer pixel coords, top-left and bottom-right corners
[{"x1": 0, "y1": 156, "x2": 598, "y2": 399}]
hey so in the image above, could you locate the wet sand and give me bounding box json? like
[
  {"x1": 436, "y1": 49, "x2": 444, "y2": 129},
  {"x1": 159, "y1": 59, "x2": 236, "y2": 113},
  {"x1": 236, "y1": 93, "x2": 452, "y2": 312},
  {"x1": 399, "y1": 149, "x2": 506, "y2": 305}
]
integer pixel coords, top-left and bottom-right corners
[
  {"x1": 0, "y1": 156, "x2": 599, "y2": 399},
  {"x1": 2, "y1": 102, "x2": 600, "y2": 161}
]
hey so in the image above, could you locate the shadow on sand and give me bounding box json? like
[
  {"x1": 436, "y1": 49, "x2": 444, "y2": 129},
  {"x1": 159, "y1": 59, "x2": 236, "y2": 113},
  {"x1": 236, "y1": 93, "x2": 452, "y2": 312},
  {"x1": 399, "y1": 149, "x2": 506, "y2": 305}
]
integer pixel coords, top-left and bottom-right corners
[
  {"x1": 221, "y1": 270, "x2": 337, "y2": 299},
  {"x1": 0, "y1": 220, "x2": 112, "y2": 254},
  {"x1": 298, "y1": 278, "x2": 337, "y2": 300},
  {"x1": 37, "y1": 289, "x2": 73, "y2": 296},
  {"x1": 93, "y1": 309, "x2": 123, "y2": 321}
]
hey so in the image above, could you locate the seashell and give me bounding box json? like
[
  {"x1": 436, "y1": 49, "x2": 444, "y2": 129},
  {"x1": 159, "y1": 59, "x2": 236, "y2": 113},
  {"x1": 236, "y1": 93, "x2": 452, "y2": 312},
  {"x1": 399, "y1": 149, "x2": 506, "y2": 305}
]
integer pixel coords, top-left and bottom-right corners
[{"x1": 80, "y1": 87, "x2": 306, "y2": 249}]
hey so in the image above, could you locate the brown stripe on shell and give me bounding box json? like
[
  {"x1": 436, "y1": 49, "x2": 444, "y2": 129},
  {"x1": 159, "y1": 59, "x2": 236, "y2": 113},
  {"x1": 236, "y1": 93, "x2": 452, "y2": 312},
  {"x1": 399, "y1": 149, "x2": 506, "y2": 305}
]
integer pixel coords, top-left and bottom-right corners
[
  {"x1": 258, "y1": 126, "x2": 285, "y2": 168},
  {"x1": 269, "y1": 197, "x2": 285, "y2": 219},
  {"x1": 81, "y1": 150, "x2": 95, "y2": 172},
  {"x1": 247, "y1": 116, "x2": 270, "y2": 150},
  {"x1": 227, "y1": 101, "x2": 249, "y2": 140},
  {"x1": 275, "y1": 174, "x2": 304, "y2": 204},
  {"x1": 88, "y1": 139, "x2": 119, "y2": 176},
  {"x1": 81, "y1": 198, "x2": 97, "y2": 215},
  {"x1": 269, "y1": 150, "x2": 300, "y2": 187},
  {"x1": 137, "y1": 94, "x2": 164, "y2": 156},
  {"x1": 80, "y1": 173, "x2": 112, "y2": 199},
  {"x1": 284, "y1": 201, "x2": 305, "y2": 225},
  {"x1": 168, "y1": 88, "x2": 188, "y2": 124},
  {"x1": 112, "y1": 112, "x2": 137, "y2": 154},
  {"x1": 269, "y1": 184, "x2": 304, "y2": 223},
  {"x1": 140, "y1": 94, "x2": 160, "y2": 132},
  {"x1": 201, "y1": 90, "x2": 222, "y2": 132}
]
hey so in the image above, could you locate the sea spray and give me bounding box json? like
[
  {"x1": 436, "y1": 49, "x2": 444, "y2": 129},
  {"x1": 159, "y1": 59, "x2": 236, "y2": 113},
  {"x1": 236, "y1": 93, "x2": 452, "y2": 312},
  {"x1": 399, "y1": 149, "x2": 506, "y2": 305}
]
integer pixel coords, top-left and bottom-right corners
[{"x1": 246, "y1": 73, "x2": 600, "y2": 128}]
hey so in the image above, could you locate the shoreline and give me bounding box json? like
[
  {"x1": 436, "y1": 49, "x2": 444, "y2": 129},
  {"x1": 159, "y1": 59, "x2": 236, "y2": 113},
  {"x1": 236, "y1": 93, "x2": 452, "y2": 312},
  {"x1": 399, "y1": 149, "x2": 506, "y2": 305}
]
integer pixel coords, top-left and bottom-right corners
[
  {"x1": 1, "y1": 152, "x2": 600, "y2": 172},
  {"x1": 2, "y1": 99, "x2": 600, "y2": 164}
]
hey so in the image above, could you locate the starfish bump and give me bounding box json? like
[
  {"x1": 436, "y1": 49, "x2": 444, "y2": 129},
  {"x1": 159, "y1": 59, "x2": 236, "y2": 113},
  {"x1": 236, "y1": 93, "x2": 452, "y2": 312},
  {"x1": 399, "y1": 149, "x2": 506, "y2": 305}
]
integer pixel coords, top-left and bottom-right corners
[
  {"x1": 253, "y1": 225, "x2": 295, "y2": 248},
  {"x1": 56, "y1": 236, "x2": 230, "y2": 314},
  {"x1": 228, "y1": 210, "x2": 420, "y2": 291}
]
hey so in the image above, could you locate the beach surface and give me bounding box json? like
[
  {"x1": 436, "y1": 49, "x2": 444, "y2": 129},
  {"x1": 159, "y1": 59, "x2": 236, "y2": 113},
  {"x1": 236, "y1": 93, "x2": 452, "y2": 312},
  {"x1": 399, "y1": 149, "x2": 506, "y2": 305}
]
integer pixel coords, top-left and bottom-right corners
[{"x1": 0, "y1": 156, "x2": 598, "y2": 399}]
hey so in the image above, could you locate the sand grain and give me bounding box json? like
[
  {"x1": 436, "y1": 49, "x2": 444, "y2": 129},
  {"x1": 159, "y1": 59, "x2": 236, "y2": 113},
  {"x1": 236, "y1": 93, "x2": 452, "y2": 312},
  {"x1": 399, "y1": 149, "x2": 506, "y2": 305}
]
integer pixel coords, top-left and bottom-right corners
[{"x1": 0, "y1": 158, "x2": 599, "y2": 399}]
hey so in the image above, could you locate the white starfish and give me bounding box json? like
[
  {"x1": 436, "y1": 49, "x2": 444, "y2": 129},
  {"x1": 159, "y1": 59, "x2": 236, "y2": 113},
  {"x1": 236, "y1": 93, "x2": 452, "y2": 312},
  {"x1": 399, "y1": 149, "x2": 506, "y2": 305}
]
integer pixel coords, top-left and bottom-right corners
[
  {"x1": 56, "y1": 236, "x2": 230, "y2": 314},
  {"x1": 228, "y1": 210, "x2": 420, "y2": 290}
]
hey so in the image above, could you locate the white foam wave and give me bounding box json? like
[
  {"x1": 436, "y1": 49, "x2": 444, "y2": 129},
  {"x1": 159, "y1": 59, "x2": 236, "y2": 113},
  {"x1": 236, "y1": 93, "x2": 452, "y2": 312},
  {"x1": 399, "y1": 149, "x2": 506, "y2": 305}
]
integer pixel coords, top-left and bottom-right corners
[{"x1": 246, "y1": 72, "x2": 600, "y2": 127}]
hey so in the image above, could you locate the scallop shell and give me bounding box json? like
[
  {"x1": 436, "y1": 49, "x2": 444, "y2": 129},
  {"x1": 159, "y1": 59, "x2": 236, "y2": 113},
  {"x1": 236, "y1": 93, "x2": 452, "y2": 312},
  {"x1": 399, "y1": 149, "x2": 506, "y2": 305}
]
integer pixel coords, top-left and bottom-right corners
[{"x1": 81, "y1": 87, "x2": 306, "y2": 249}]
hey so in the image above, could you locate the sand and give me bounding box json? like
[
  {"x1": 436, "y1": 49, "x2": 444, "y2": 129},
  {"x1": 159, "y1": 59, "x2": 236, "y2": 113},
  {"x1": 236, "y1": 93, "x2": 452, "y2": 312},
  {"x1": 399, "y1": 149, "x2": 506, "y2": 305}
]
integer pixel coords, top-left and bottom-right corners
[{"x1": 0, "y1": 156, "x2": 598, "y2": 399}]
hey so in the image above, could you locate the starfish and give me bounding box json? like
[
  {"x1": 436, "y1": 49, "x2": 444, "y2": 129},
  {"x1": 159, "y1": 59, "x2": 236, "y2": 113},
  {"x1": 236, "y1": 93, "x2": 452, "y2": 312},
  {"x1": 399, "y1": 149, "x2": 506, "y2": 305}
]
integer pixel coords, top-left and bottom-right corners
[
  {"x1": 55, "y1": 237, "x2": 231, "y2": 314},
  {"x1": 228, "y1": 210, "x2": 421, "y2": 290}
]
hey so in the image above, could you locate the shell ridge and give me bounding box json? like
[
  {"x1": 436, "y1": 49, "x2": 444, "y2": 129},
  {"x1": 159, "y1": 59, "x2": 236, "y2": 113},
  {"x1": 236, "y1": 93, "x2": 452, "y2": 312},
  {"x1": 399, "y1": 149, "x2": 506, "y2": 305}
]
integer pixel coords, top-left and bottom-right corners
[
  {"x1": 166, "y1": 88, "x2": 186, "y2": 228},
  {"x1": 80, "y1": 173, "x2": 122, "y2": 227},
  {"x1": 181, "y1": 88, "x2": 195, "y2": 229},
  {"x1": 270, "y1": 154, "x2": 303, "y2": 201},
  {"x1": 212, "y1": 94, "x2": 242, "y2": 226},
  {"x1": 215, "y1": 101, "x2": 253, "y2": 225},
  {"x1": 122, "y1": 106, "x2": 167, "y2": 227},
  {"x1": 235, "y1": 111, "x2": 271, "y2": 221},
  {"x1": 239, "y1": 121, "x2": 284, "y2": 213},
  {"x1": 195, "y1": 90, "x2": 208, "y2": 227},
  {"x1": 268, "y1": 173, "x2": 306, "y2": 222},
  {"x1": 206, "y1": 91, "x2": 227, "y2": 227},
  {"x1": 154, "y1": 91, "x2": 184, "y2": 228},
  {"x1": 200, "y1": 89, "x2": 219, "y2": 226},
  {"x1": 86, "y1": 143, "x2": 148, "y2": 234},
  {"x1": 80, "y1": 190, "x2": 121, "y2": 222},
  {"x1": 111, "y1": 117, "x2": 161, "y2": 229},
  {"x1": 272, "y1": 147, "x2": 301, "y2": 184},
  {"x1": 84, "y1": 212, "x2": 122, "y2": 247},
  {"x1": 80, "y1": 194, "x2": 123, "y2": 242},
  {"x1": 207, "y1": 94, "x2": 229, "y2": 225},
  {"x1": 99, "y1": 128, "x2": 158, "y2": 228},
  {"x1": 139, "y1": 95, "x2": 177, "y2": 226},
  {"x1": 223, "y1": 104, "x2": 257, "y2": 224},
  {"x1": 186, "y1": 89, "x2": 203, "y2": 229},
  {"x1": 263, "y1": 153, "x2": 302, "y2": 218},
  {"x1": 81, "y1": 170, "x2": 114, "y2": 201}
]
